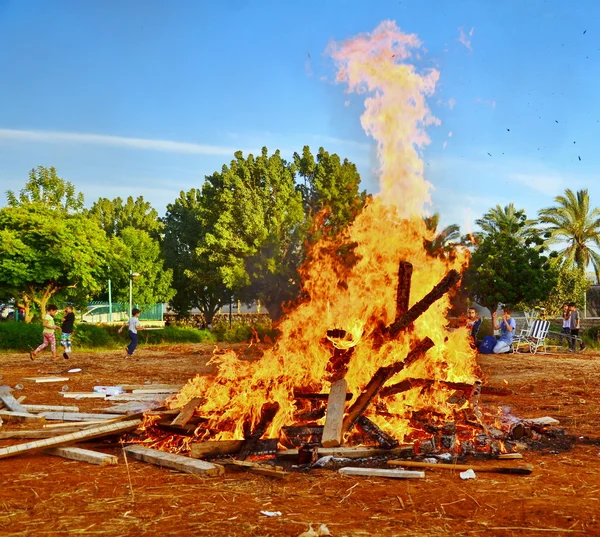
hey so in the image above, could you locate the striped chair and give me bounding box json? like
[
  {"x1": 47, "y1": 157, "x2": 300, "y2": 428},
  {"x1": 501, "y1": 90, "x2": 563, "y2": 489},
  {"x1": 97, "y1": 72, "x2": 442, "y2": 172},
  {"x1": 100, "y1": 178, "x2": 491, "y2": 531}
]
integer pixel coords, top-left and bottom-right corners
[{"x1": 513, "y1": 319, "x2": 550, "y2": 354}]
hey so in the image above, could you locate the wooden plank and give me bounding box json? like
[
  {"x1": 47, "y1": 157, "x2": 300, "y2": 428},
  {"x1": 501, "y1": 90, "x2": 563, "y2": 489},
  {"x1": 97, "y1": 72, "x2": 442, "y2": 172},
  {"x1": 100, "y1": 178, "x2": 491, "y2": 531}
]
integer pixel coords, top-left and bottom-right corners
[
  {"x1": 44, "y1": 420, "x2": 117, "y2": 429},
  {"x1": 339, "y1": 467, "x2": 424, "y2": 479},
  {"x1": 23, "y1": 376, "x2": 70, "y2": 383},
  {"x1": 0, "y1": 392, "x2": 29, "y2": 413},
  {"x1": 171, "y1": 397, "x2": 204, "y2": 427},
  {"x1": 44, "y1": 446, "x2": 118, "y2": 466},
  {"x1": 387, "y1": 460, "x2": 534, "y2": 475},
  {"x1": 124, "y1": 445, "x2": 224, "y2": 476},
  {"x1": 94, "y1": 401, "x2": 161, "y2": 415},
  {"x1": 220, "y1": 458, "x2": 288, "y2": 479},
  {"x1": 40, "y1": 412, "x2": 122, "y2": 422},
  {"x1": 0, "y1": 410, "x2": 44, "y2": 424},
  {"x1": 321, "y1": 379, "x2": 348, "y2": 448},
  {"x1": 190, "y1": 440, "x2": 245, "y2": 459},
  {"x1": 61, "y1": 392, "x2": 107, "y2": 399},
  {"x1": 277, "y1": 444, "x2": 414, "y2": 460},
  {"x1": 23, "y1": 404, "x2": 80, "y2": 413},
  {"x1": 121, "y1": 384, "x2": 183, "y2": 391},
  {"x1": 0, "y1": 428, "x2": 84, "y2": 439},
  {"x1": 0, "y1": 419, "x2": 142, "y2": 460},
  {"x1": 131, "y1": 388, "x2": 180, "y2": 394},
  {"x1": 106, "y1": 394, "x2": 170, "y2": 402},
  {"x1": 237, "y1": 402, "x2": 280, "y2": 461},
  {"x1": 498, "y1": 453, "x2": 523, "y2": 460}
]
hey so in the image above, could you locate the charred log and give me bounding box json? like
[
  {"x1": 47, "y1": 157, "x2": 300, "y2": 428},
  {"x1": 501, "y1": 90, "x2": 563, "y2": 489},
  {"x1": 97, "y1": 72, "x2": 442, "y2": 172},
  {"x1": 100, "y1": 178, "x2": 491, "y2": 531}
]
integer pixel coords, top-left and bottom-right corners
[
  {"x1": 380, "y1": 378, "x2": 513, "y2": 398},
  {"x1": 237, "y1": 402, "x2": 280, "y2": 460},
  {"x1": 356, "y1": 415, "x2": 399, "y2": 450},
  {"x1": 386, "y1": 269, "x2": 461, "y2": 338},
  {"x1": 294, "y1": 391, "x2": 353, "y2": 401}
]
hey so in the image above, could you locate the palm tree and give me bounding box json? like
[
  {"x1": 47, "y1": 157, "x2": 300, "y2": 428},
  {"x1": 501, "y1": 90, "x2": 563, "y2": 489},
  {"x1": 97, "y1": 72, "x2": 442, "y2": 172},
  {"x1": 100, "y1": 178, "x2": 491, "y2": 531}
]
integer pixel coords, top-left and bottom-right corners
[
  {"x1": 538, "y1": 188, "x2": 600, "y2": 282},
  {"x1": 423, "y1": 213, "x2": 461, "y2": 258},
  {"x1": 475, "y1": 203, "x2": 537, "y2": 240}
]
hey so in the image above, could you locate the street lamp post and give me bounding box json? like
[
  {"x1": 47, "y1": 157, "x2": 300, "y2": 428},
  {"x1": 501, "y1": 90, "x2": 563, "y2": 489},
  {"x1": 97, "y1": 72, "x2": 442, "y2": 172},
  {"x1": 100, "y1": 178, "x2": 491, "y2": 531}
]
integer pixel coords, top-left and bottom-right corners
[
  {"x1": 129, "y1": 269, "x2": 140, "y2": 317},
  {"x1": 108, "y1": 278, "x2": 113, "y2": 322}
]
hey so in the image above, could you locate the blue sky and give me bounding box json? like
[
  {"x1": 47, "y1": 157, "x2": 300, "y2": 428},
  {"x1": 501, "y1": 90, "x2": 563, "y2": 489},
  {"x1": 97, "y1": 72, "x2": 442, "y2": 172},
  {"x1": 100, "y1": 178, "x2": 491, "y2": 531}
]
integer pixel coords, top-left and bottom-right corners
[{"x1": 1, "y1": 0, "x2": 599, "y2": 231}]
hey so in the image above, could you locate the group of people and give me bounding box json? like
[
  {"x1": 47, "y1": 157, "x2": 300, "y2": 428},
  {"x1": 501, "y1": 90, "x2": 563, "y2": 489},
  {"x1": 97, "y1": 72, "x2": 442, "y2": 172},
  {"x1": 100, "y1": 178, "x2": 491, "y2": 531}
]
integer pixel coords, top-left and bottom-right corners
[
  {"x1": 466, "y1": 302, "x2": 586, "y2": 354},
  {"x1": 30, "y1": 306, "x2": 144, "y2": 360},
  {"x1": 560, "y1": 302, "x2": 586, "y2": 352}
]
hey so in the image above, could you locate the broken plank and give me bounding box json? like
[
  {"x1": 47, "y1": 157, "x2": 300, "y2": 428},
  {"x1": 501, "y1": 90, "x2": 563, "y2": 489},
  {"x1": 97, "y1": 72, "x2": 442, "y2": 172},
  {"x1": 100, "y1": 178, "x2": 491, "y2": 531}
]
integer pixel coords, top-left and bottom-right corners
[
  {"x1": 190, "y1": 440, "x2": 245, "y2": 459},
  {"x1": 0, "y1": 410, "x2": 44, "y2": 424},
  {"x1": 131, "y1": 388, "x2": 180, "y2": 394},
  {"x1": 277, "y1": 444, "x2": 414, "y2": 460},
  {"x1": 220, "y1": 459, "x2": 287, "y2": 479},
  {"x1": 321, "y1": 379, "x2": 348, "y2": 448},
  {"x1": 124, "y1": 445, "x2": 224, "y2": 476},
  {"x1": 120, "y1": 384, "x2": 183, "y2": 391},
  {"x1": 106, "y1": 394, "x2": 170, "y2": 402},
  {"x1": 23, "y1": 376, "x2": 69, "y2": 383},
  {"x1": 61, "y1": 392, "x2": 107, "y2": 399},
  {"x1": 171, "y1": 397, "x2": 204, "y2": 427},
  {"x1": 40, "y1": 412, "x2": 122, "y2": 422},
  {"x1": 23, "y1": 405, "x2": 80, "y2": 413},
  {"x1": 237, "y1": 402, "x2": 280, "y2": 461},
  {"x1": 339, "y1": 467, "x2": 424, "y2": 479},
  {"x1": 388, "y1": 460, "x2": 534, "y2": 475},
  {"x1": 0, "y1": 392, "x2": 29, "y2": 413},
  {"x1": 94, "y1": 401, "x2": 161, "y2": 415},
  {"x1": 44, "y1": 447, "x2": 118, "y2": 466},
  {"x1": 44, "y1": 420, "x2": 117, "y2": 429},
  {"x1": 0, "y1": 419, "x2": 142, "y2": 460}
]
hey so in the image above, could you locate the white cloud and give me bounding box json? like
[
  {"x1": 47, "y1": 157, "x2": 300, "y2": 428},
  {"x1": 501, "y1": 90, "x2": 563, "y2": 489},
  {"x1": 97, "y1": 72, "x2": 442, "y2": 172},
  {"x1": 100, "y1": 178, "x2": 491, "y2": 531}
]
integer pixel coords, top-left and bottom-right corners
[
  {"x1": 0, "y1": 128, "x2": 253, "y2": 156},
  {"x1": 458, "y1": 27, "x2": 474, "y2": 51}
]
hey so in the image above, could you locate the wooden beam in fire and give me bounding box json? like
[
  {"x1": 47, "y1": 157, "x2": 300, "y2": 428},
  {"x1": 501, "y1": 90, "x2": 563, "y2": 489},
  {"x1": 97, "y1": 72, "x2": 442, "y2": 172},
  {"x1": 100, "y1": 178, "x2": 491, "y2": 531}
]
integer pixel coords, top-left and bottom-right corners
[
  {"x1": 386, "y1": 268, "x2": 461, "y2": 338},
  {"x1": 341, "y1": 337, "x2": 435, "y2": 434},
  {"x1": 356, "y1": 415, "x2": 399, "y2": 450},
  {"x1": 379, "y1": 378, "x2": 513, "y2": 399},
  {"x1": 237, "y1": 402, "x2": 280, "y2": 461}
]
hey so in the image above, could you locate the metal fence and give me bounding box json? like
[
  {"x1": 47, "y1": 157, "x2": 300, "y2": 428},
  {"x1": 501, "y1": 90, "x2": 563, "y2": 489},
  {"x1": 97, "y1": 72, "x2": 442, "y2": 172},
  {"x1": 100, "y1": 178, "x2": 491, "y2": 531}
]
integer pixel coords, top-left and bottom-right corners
[{"x1": 83, "y1": 302, "x2": 164, "y2": 324}]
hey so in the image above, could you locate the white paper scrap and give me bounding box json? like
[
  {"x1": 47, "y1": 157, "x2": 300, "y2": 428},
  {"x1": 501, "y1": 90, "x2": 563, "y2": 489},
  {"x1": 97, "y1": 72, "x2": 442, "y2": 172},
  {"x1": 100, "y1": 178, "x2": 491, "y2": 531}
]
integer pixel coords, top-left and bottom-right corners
[
  {"x1": 460, "y1": 469, "x2": 476, "y2": 480},
  {"x1": 260, "y1": 511, "x2": 282, "y2": 517}
]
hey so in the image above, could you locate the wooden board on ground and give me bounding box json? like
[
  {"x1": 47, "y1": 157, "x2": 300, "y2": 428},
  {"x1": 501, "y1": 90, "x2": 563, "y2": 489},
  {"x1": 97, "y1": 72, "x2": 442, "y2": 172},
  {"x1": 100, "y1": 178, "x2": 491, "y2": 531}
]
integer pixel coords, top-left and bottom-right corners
[
  {"x1": 276, "y1": 444, "x2": 414, "y2": 460},
  {"x1": 120, "y1": 384, "x2": 183, "y2": 391},
  {"x1": 0, "y1": 410, "x2": 44, "y2": 424},
  {"x1": 40, "y1": 412, "x2": 123, "y2": 422},
  {"x1": 321, "y1": 379, "x2": 348, "y2": 448},
  {"x1": 106, "y1": 394, "x2": 170, "y2": 402},
  {"x1": 171, "y1": 397, "x2": 204, "y2": 427},
  {"x1": 23, "y1": 376, "x2": 70, "y2": 383},
  {"x1": 131, "y1": 388, "x2": 180, "y2": 394},
  {"x1": 61, "y1": 392, "x2": 107, "y2": 399},
  {"x1": 0, "y1": 428, "x2": 84, "y2": 439},
  {"x1": 190, "y1": 440, "x2": 245, "y2": 459},
  {"x1": 23, "y1": 404, "x2": 80, "y2": 413},
  {"x1": 0, "y1": 419, "x2": 142, "y2": 460},
  {"x1": 94, "y1": 401, "x2": 161, "y2": 415},
  {"x1": 219, "y1": 458, "x2": 287, "y2": 479},
  {"x1": 44, "y1": 420, "x2": 117, "y2": 429},
  {"x1": 124, "y1": 445, "x2": 224, "y2": 477},
  {"x1": 0, "y1": 392, "x2": 29, "y2": 413},
  {"x1": 44, "y1": 446, "x2": 118, "y2": 466},
  {"x1": 339, "y1": 467, "x2": 424, "y2": 479}
]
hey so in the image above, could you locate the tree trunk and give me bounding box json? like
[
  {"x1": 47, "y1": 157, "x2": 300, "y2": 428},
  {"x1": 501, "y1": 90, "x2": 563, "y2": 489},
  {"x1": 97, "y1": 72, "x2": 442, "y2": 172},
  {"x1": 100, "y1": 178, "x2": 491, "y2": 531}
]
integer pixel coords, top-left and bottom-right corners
[{"x1": 265, "y1": 298, "x2": 283, "y2": 323}]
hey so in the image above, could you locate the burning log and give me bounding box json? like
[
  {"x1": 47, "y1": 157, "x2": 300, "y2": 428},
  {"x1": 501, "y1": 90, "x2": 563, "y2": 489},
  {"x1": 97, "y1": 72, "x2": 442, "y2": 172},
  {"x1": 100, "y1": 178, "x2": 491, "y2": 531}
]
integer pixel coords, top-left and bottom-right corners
[
  {"x1": 293, "y1": 407, "x2": 326, "y2": 422},
  {"x1": 190, "y1": 438, "x2": 278, "y2": 459},
  {"x1": 170, "y1": 397, "x2": 205, "y2": 427},
  {"x1": 380, "y1": 378, "x2": 513, "y2": 398},
  {"x1": 342, "y1": 337, "x2": 435, "y2": 434},
  {"x1": 294, "y1": 391, "x2": 353, "y2": 401},
  {"x1": 395, "y1": 261, "x2": 413, "y2": 318},
  {"x1": 280, "y1": 425, "x2": 323, "y2": 448},
  {"x1": 325, "y1": 346, "x2": 355, "y2": 383},
  {"x1": 237, "y1": 402, "x2": 280, "y2": 460},
  {"x1": 356, "y1": 415, "x2": 399, "y2": 450},
  {"x1": 386, "y1": 269, "x2": 461, "y2": 338}
]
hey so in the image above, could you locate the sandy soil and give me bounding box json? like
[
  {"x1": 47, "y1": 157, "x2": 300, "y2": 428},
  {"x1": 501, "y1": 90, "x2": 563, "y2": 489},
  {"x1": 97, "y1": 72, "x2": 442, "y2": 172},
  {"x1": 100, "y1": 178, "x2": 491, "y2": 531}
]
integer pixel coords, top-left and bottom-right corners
[{"x1": 1, "y1": 344, "x2": 600, "y2": 537}]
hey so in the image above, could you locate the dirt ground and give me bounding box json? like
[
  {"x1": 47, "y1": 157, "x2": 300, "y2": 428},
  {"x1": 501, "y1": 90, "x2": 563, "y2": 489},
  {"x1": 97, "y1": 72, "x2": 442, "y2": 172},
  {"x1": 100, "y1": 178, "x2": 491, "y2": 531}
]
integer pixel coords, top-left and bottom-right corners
[{"x1": 1, "y1": 344, "x2": 600, "y2": 537}]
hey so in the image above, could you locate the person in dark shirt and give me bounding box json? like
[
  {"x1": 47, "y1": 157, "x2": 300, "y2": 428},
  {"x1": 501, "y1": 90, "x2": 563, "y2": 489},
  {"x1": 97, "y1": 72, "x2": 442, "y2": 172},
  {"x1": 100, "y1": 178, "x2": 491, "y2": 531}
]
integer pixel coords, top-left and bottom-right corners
[{"x1": 61, "y1": 305, "x2": 76, "y2": 360}]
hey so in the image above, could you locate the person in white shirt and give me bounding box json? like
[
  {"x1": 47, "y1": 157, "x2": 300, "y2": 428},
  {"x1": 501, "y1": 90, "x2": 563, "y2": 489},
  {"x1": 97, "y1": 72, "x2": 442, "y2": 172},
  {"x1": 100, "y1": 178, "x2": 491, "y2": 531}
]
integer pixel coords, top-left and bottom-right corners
[{"x1": 118, "y1": 308, "x2": 145, "y2": 358}]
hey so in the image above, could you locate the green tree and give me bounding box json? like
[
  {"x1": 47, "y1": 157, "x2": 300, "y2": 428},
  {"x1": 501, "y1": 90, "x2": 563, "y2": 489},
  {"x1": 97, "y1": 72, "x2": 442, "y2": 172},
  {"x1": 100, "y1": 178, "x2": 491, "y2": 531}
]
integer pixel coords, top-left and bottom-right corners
[
  {"x1": 462, "y1": 231, "x2": 557, "y2": 313},
  {"x1": 294, "y1": 146, "x2": 366, "y2": 241},
  {"x1": 538, "y1": 188, "x2": 600, "y2": 282},
  {"x1": 538, "y1": 257, "x2": 590, "y2": 316},
  {"x1": 88, "y1": 196, "x2": 174, "y2": 306},
  {"x1": 163, "y1": 189, "x2": 231, "y2": 323},
  {"x1": 475, "y1": 203, "x2": 537, "y2": 241},
  {"x1": 6, "y1": 166, "x2": 84, "y2": 213},
  {"x1": 0, "y1": 205, "x2": 113, "y2": 322},
  {"x1": 88, "y1": 196, "x2": 163, "y2": 239},
  {"x1": 423, "y1": 212, "x2": 461, "y2": 258}
]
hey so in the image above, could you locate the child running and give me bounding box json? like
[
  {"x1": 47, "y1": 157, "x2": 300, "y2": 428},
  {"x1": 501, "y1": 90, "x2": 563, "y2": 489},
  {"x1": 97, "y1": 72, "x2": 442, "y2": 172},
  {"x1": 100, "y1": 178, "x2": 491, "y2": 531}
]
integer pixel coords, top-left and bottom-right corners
[
  {"x1": 118, "y1": 308, "x2": 144, "y2": 358},
  {"x1": 60, "y1": 305, "x2": 76, "y2": 359},
  {"x1": 30, "y1": 304, "x2": 61, "y2": 360}
]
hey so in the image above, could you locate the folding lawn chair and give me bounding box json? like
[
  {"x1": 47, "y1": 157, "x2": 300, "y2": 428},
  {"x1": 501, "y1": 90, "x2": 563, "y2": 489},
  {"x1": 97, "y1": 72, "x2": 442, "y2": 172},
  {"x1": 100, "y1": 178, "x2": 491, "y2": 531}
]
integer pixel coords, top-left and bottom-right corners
[{"x1": 513, "y1": 319, "x2": 550, "y2": 354}]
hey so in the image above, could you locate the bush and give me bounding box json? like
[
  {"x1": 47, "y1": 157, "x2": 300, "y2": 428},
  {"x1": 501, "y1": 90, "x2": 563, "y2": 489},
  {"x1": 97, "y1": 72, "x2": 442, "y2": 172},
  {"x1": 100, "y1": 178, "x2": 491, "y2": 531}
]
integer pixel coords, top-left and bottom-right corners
[
  {"x1": 0, "y1": 321, "x2": 45, "y2": 351},
  {"x1": 211, "y1": 321, "x2": 278, "y2": 343},
  {"x1": 74, "y1": 323, "x2": 118, "y2": 348},
  {"x1": 138, "y1": 326, "x2": 217, "y2": 345}
]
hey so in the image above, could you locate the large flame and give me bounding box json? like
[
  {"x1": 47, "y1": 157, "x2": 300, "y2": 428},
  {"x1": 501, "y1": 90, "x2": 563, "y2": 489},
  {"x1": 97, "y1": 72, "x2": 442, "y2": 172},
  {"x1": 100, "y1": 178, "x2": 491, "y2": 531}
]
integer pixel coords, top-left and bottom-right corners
[{"x1": 169, "y1": 21, "x2": 478, "y2": 447}]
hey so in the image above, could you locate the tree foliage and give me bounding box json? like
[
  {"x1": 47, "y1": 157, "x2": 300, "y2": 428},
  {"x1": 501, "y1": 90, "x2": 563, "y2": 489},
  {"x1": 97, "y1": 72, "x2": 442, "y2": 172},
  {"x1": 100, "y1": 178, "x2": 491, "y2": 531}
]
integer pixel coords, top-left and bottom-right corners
[
  {"x1": 475, "y1": 203, "x2": 537, "y2": 241},
  {"x1": 88, "y1": 196, "x2": 163, "y2": 239},
  {"x1": 423, "y1": 212, "x2": 461, "y2": 258},
  {"x1": 462, "y1": 230, "x2": 557, "y2": 313},
  {"x1": 538, "y1": 257, "x2": 590, "y2": 316},
  {"x1": 538, "y1": 188, "x2": 600, "y2": 282},
  {"x1": 6, "y1": 166, "x2": 84, "y2": 213}
]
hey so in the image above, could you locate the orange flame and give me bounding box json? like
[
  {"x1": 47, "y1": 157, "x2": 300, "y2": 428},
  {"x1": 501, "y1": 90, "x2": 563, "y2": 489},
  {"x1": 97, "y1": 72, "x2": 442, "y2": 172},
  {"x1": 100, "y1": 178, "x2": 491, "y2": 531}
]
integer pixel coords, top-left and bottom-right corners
[{"x1": 168, "y1": 21, "x2": 479, "y2": 447}]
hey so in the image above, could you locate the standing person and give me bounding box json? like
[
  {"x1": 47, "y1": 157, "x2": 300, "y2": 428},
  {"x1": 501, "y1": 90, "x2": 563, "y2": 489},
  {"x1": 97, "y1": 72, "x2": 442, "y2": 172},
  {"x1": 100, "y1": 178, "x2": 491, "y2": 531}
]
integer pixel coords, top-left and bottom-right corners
[
  {"x1": 568, "y1": 302, "x2": 586, "y2": 352},
  {"x1": 491, "y1": 305, "x2": 516, "y2": 354},
  {"x1": 60, "y1": 305, "x2": 76, "y2": 359},
  {"x1": 30, "y1": 304, "x2": 61, "y2": 360},
  {"x1": 559, "y1": 303, "x2": 571, "y2": 346},
  {"x1": 118, "y1": 308, "x2": 144, "y2": 358}
]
